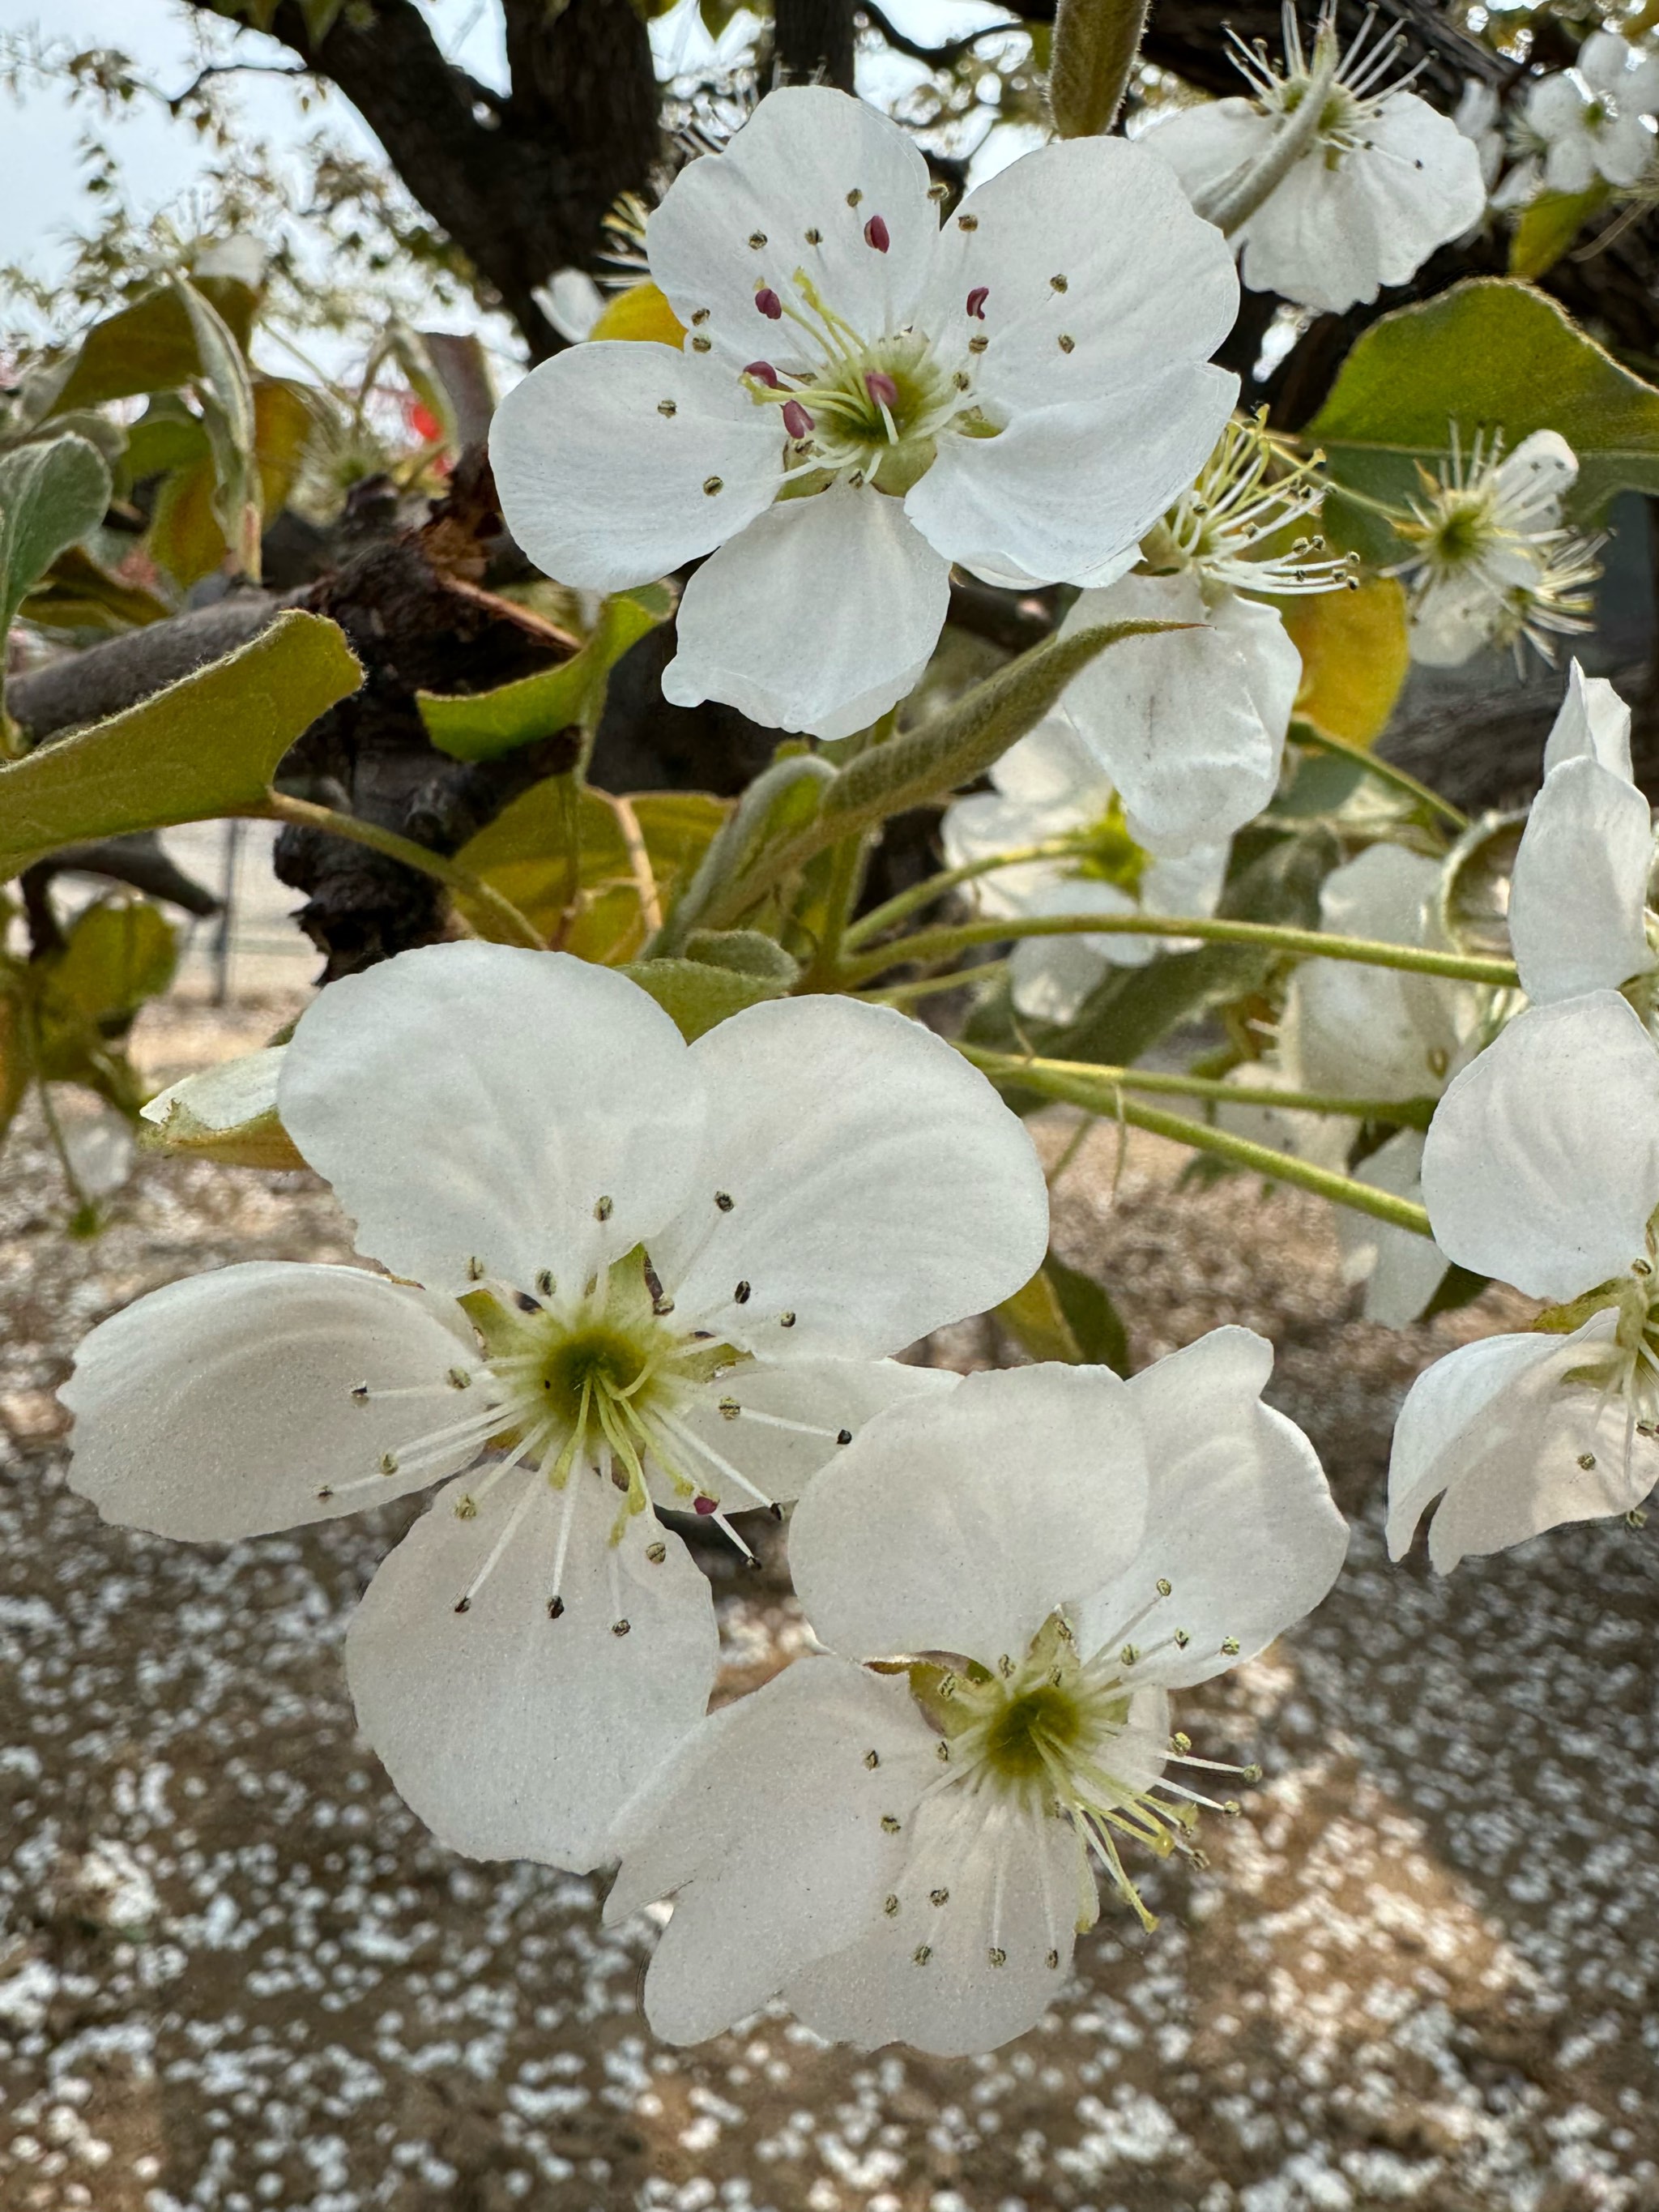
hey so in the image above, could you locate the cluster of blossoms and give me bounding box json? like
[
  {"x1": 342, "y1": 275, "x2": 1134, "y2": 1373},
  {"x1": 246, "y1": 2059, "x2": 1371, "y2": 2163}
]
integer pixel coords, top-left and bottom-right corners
[{"x1": 1488, "y1": 28, "x2": 1659, "y2": 210}]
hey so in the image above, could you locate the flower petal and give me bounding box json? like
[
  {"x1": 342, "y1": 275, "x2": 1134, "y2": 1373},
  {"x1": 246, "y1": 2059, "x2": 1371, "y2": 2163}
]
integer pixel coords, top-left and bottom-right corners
[
  {"x1": 646, "y1": 88, "x2": 936, "y2": 373},
  {"x1": 346, "y1": 1466, "x2": 719, "y2": 1869},
  {"x1": 1149, "y1": 98, "x2": 1277, "y2": 220},
  {"x1": 1073, "y1": 1327, "x2": 1346, "y2": 1688},
  {"x1": 663, "y1": 482, "x2": 949, "y2": 739},
  {"x1": 488, "y1": 342, "x2": 782, "y2": 591},
  {"x1": 651, "y1": 995, "x2": 1048, "y2": 1359},
  {"x1": 790, "y1": 1364, "x2": 1149, "y2": 1666},
  {"x1": 279, "y1": 943, "x2": 706, "y2": 1297},
  {"x1": 1509, "y1": 755, "x2": 1654, "y2": 1005},
  {"x1": 1420, "y1": 993, "x2": 1659, "y2": 1301},
  {"x1": 1060, "y1": 575, "x2": 1298, "y2": 855},
  {"x1": 608, "y1": 1654, "x2": 936, "y2": 2043},
  {"x1": 1542, "y1": 660, "x2": 1634, "y2": 778},
  {"x1": 1009, "y1": 876, "x2": 1132, "y2": 1023},
  {"x1": 1335, "y1": 1129, "x2": 1450, "y2": 1328},
  {"x1": 61, "y1": 1262, "x2": 479, "y2": 1541},
  {"x1": 919, "y1": 136, "x2": 1238, "y2": 416},
  {"x1": 783, "y1": 1791, "x2": 1080, "y2": 2056},
  {"x1": 1386, "y1": 1314, "x2": 1659, "y2": 1571},
  {"x1": 661, "y1": 1357, "x2": 958, "y2": 1511},
  {"x1": 905, "y1": 365, "x2": 1237, "y2": 590}
]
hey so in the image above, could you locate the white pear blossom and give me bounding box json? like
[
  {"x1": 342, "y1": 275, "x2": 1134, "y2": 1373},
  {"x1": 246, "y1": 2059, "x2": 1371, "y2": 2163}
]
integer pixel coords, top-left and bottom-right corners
[
  {"x1": 1390, "y1": 427, "x2": 1601, "y2": 668},
  {"x1": 1391, "y1": 991, "x2": 1659, "y2": 1568},
  {"x1": 1149, "y1": 4, "x2": 1486, "y2": 316},
  {"x1": 61, "y1": 943, "x2": 1048, "y2": 1870},
  {"x1": 1525, "y1": 32, "x2": 1659, "y2": 194},
  {"x1": 939, "y1": 715, "x2": 1230, "y2": 1024},
  {"x1": 1453, "y1": 79, "x2": 1505, "y2": 194},
  {"x1": 608, "y1": 1334, "x2": 1347, "y2": 2054},
  {"x1": 1508, "y1": 663, "x2": 1657, "y2": 1009},
  {"x1": 489, "y1": 85, "x2": 1239, "y2": 740}
]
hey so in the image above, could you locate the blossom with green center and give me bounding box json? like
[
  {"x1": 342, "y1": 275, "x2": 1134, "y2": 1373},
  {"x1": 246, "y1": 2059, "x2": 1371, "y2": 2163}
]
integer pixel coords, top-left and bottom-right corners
[
  {"x1": 608, "y1": 1338, "x2": 1347, "y2": 2055},
  {"x1": 60, "y1": 942, "x2": 1048, "y2": 1872}
]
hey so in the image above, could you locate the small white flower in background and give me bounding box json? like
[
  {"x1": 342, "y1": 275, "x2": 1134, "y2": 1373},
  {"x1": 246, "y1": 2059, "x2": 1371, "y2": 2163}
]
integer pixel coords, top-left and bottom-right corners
[
  {"x1": 1508, "y1": 663, "x2": 1657, "y2": 1010},
  {"x1": 1524, "y1": 32, "x2": 1659, "y2": 194},
  {"x1": 61, "y1": 943, "x2": 1047, "y2": 1871},
  {"x1": 939, "y1": 715, "x2": 1231, "y2": 1024},
  {"x1": 490, "y1": 85, "x2": 1239, "y2": 739},
  {"x1": 1149, "y1": 3, "x2": 1486, "y2": 316},
  {"x1": 1051, "y1": 419, "x2": 1355, "y2": 856},
  {"x1": 1390, "y1": 426, "x2": 1601, "y2": 669},
  {"x1": 1453, "y1": 79, "x2": 1505, "y2": 194},
  {"x1": 1390, "y1": 990, "x2": 1659, "y2": 1569},
  {"x1": 608, "y1": 1335, "x2": 1346, "y2": 2055},
  {"x1": 49, "y1": 1095, "x2": 137, "y2": 1204}
]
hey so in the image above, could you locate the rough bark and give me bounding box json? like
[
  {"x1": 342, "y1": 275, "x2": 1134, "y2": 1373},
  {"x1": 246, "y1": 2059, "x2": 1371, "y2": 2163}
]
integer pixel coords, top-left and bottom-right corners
[{"x1": 774, "y1": 0, "x2": 857, "y2": 90}]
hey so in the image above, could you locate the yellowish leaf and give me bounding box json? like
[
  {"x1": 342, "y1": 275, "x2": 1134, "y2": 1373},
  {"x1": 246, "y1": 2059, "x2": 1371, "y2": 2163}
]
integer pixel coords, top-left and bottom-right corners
[{"x1": 1282, "y1": 577, "x2": 1409, "y2": 745}]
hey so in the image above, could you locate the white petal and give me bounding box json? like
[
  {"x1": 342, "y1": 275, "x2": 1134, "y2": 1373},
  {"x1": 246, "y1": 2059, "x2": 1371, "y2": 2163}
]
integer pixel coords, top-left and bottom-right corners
[
  {"x1": 1509, "y1": 756, "x2": 1654, "y2": 1004},
  {"x1": 1335, "y1": 1128, "x2": 1450, "y2": 1328},
  {"x1": 346, "y1": 1466, "x2": 719, "y2": 1869},
  {"x1": 1529, "y1": 73, "x2": 1586, "y2": 137},
  {"x1": 488, "y1": 343, "x2": 782, "y2": 592},
  {"x1": 989, "y1": 714, "x2": 1111, "y2": 811},
  {"x1": 1578, "y1": 32, "x2": 1634, "y2": 96},
  {"x1": 646, "y1": 87, "x2": 936, "y2": 373},
  {"x1": 1542, "y1": 660, "x2": 1633, "y2": 777},
  {"x1": 1386, "y1": 1314, "x2": 1659, "y2": 1571},
  {"x1": 1060, "y1": 575, "x2": 1297, "y2": 856},
  {"x1": 62, "y1": 1262, "x2": 480, "y2": 1540},
  {"x1": 906, "y1": 364, "x2": 1237, "y2": 590},
  {"x1": 663, "y1": 483, "x2": 948, "y2": 740},
  {"x1": 789, "y1": 1364, "x2": 1149, "y2": 1666},
  {"x1": 53, "y1": 1096, "x2": 135, "y2": 1199},
  {"x1": 279, "y1": 943, "x2": 706, "y2": 1297},
  {"x1": 1279, "y1": 846, "x2": 1454, "y2": 1103},
  {"x1": 663, "y1": 1357, "x2": 958, "y2": 1510},
  {"x1": 1495, "y1": 429, "x2": 1578, "y2": 532},
  {"x1": 1073, "y1": 1327, "x2": 1347, "y2": 1688},
  {"x1": 1593, "y1": 109, "x2": 1655, "y2": 186},
  {"x1": 1355, "y1": 96, "x2": 1489, "y2": 288},
  {"x1": 1420, "y1": 993, "x2": 1659, "y2": 1300},
  {"x1": 608, "y1": 1654, "x2": 936, "y2": 2043},
  {"x1": 784, "y1": 1791, "x2": 1081, "y2": 2056},
  {"x1": 1149, "y1": 98, "x2": 1277, "y2": 217},
  {"x1": 1544, "y1": 132, "x2": 1598, "y2": 194},
  {"x1": 919, "y1": 137, "x2": 1238, "y2": 416},
  {"x1": 650, "y1": 995, "x2": 1049, "y2": 1359},
  {"x1": 1009, "y1": 881, "x2": 1130, "y2": 1021},
  {"x1": 938, "y1": 788, "x2": 1073, "y2": 918}
]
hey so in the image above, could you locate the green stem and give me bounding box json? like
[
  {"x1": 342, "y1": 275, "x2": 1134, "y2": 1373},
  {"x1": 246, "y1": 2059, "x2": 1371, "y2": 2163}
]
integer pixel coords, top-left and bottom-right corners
[
  {"x1": 254, "y1": 794, "x2": 545, "y2": 951},
  {"x1": 962, "y1": 1048, "x2": 1435, "y2": 1237},
  {"x1": 1320, "y1": 477, "x2": 1410, "y2": 524},
  {"x1": 966, "y1": 1047, "x2": 1434, "y2": 1128},
  {"x1": 803, "y1": 828, "x2": 869, "y2": 989},
  {"x1": 842, "y1": 910, "x2": 1517, "y2": 989},
  {"x1": 1295, "y1": 724, "x2": 1468, "y2": 831},
  {"x1": 843, "y1": 838, "x2": 1081, "y2": 951},
  {"x1": 862, "y1": 958, "x2": 1009, "y2": 1006}
]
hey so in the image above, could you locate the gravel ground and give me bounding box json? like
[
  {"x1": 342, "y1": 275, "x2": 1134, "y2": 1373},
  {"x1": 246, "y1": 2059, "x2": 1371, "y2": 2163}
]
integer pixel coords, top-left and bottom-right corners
[{"x1": 2, "y1": 994, "x2": 1657, "y2": 2212}]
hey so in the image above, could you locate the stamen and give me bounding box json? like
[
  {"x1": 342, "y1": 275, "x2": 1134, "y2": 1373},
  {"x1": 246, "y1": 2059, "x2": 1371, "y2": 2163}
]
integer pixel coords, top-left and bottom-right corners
[
  {"x1": 453, "y1": 1474, "x2": 542, "y2": 1614},
  {"x1": 783, "y1": 399, "x2": 815, "y2": 439},
  {"x1": 863, "y1": 214, "x2": 890, "y2": 252},
  {"x1": 744, "y1": 361, "x2": 782, "y2": 386},
  {"x1": 966, "y1": 285, "x2": 988, "y2": 319},
  {"x1": 754, "y1": 288, "x2": 783, "y2": 320}
]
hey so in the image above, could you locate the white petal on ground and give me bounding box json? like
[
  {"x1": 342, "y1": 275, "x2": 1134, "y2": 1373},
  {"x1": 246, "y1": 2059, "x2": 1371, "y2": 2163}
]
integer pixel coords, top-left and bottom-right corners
[
  {"x1": 346, "y1": 1465, "x2": 719, "y2": 1870},
  {"x1": 662, "y1": 481, "x2": 949, "y2": 740},
  {"x1": 1542, "y1": 660, "x2": 1635, "y2": 778},
  {"x1": 62, "y1": 1262, "x2": 480, "y2": 1541},
  {"x1": 1386, "y1": 1313, "x2": 1659, "y2": 1571},
  {"x1": 1336, "y1": 1128, "x2": 1450, "y2": 1328},
  {"x1": 1073, "y1": 1326, "x2": 1347, "y2": 1689},
  {"x1": 1060, "y1": 575, "x2": 1299, "y2": 856},
  {"x1": 279, "y1": 943, "x2": 706, "y2": 1297},
  {"x1": 789, "y1": 1364, "x2": 1149, "y2": 1666},
  {"x1": 1421, "y1": 992, "x2": 1659, "y2": 1301},
  {"x1": 488, "y1": 341, "x2": 782, "y2": 591},
  {"x1": 906, "y1": 364, "x2": 1237, "y2": 591},
  {"x1": 650, "y1": 996, "x2": 1048, "y2": 1359},
  {"x1": 659, "y1": 1357, "x2": 958, "y2": 1511},
  {"x1": 607, "y1": 1655, "x2": 936, "y2": 2043},
  {"x1": 917, "y1": 135, "x2": 1238, "y2": 417},
  {"x1": 645, "y1": 87, "x2": 936, "y2": 373},
  {"x1": 1508, "y1": 755, "x2": 1655, "y2": 1004},
  {"x1": 783, "y1": 1790, "x2": 1081, "y2": 2056}
]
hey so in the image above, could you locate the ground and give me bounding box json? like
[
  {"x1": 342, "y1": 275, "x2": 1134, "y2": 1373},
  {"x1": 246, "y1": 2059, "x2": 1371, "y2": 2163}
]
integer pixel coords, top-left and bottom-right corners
[{"x1": 2, "y1": 986, "x2": 1657, "y2": 2212}]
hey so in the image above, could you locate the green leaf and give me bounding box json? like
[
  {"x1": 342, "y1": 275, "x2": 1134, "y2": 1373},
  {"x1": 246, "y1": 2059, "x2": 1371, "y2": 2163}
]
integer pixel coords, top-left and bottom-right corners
[
  {"x1": 997, "y1": 1251, "x2": 1132, "y2": 1373},
  {"x1": 420, "y1": 593, "x2": 666, "y2": 762},
  {"x1": 1309, "y1": 279, "x2": 1659, "y2": 557},
  {"x1": 47, "y1": 278, "x2": 260, "y2": 416},
  {"x1": 174, "y1": 280, "x2": 261, "y2": 580},
  {"x1": 0, "y1": 610, "x2": 362, "y2": 880},
  {"x1": 0, "y1": 434, "x2": 113, "y2": 660},
  {"x1": 1048, "y1": 0, "x2": 1149, "y2": 136},
  {"x1": 139, "y1": 1045, "x2": 305, "y2": 1170},
  {"x1": 1280, "y1": 576, "x2": 1409, "y2": 744},
  {"x1": 21, "y1": 544, "x2": 173, "y2": 633},
  {"x1": 1509, "y1": 186, "x2": 1608, "y2": 280},
  {"x1": 618, "y1": 954, "x2": 794, "y2": 1040},
  {"x1": 680, "y1": 929, "x2": 800, "y2": 986}
]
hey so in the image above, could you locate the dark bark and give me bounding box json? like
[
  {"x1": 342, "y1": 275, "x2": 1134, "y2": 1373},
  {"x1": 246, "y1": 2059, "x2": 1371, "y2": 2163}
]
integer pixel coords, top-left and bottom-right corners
[
  {"x1": 774, "y1": 0, "x2": 857, "y2": 89},
  {"x1": 10, "y1": 597, "x2": 282, "y2": 744}
]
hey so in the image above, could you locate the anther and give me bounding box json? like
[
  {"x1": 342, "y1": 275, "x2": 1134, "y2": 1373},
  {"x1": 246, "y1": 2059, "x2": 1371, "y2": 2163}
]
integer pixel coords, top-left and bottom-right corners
[
  {"x1": 657, "y1": 399, "x2": 676, "y2": 417},
  {"x1": 755, "y1": 288, "x2": 783, "y2": 319},
  {"x1": 864, "y1": 214, "x2": 890, "y2": 252},
  {"x1": 548, "y1": 1595, "x2": 565, "y2": 1619},
  {"x1": 936, "y1": 1741, "x2": 950, "y2": 1763},
  {"x1": 952, "y1": 370, "x2": 970, "y2": 390},
  {"x1": 316, "y1": 1485, "x2": 335, "y2": 1501},
  {"x1": 957, "y1": 211, "x2": 978, "y2": 230},
  {"x1": 1221, "y1": 1636, "x2": 1241, "y2": 1656},
  {"x1": 966, "y1": 284, "x2": 988, "y2": 318},
  {"x1": 748, "y1": 230, "x2": 766, "y2": 248},
  {"x1": 987, "y1": 1947, "x2": 1006, "y2": 1967},
  {"x1": 594, "y1": 1196, "x2": 613, "y2": 1222},
  {"x1": 1172, "y1": 1732, "x2": 1192, "y2": 1754},
  {"x1": 714, "y1": 1190, "x2": 735, "y2": 1210},
  {"x1": 1156, "y1": 1578, "x2": 1172, "y2": 1598},
  {"x1": 768, "y1": 1502, "x2": 783, "y2": 1522},
  {"x1": 884, "y1": 1894, "x2": 900, "y2": 1916},
  {"x1": 744, "y1": 362, "x2": 780, "y2": 388},
  {"x1": 1636, "y1": 1258, "x2": 1654, "y2": 1277},
  {"x1": 454, "y1": 1496, "x2": 477, "y2": 1520},
  {"x1": 350, "y1": 1383, "x2": 369, "y2": 1405},
  {"x1": 1057, "y1": 333, "x2": 1075, "y2": 354},
  {"x1": 1578, "y1": 1452, "x2": 1597, "y2": 1471},
  {"x1": 1173, "y1": 1629, "x2": 1191, "y2": 1650},
  {"x1": 1120, "y1": 1643, "x2": 1139, "y2": 1666},
  {"x1": 535, "y1": 1270, "x2": 555, "y2": 1297},
  {"x1": 719, "y1": 1397, "x2": 741, "y2": 1420},
  {"x1": 968, "y1": 335, "x2": 988, "y2": 354},
  {"x1": 780, "y1": 1311, "x2": 796, "y2": 1329},
  {"x1": 378, "y1": 1452, "x2": 399, "y2": 1476},
  {"x1": 1045, "y1": 1949, "x2": 1060, "y2": 1971},
  {"x1": 447, "y1": 1366, "x2": 472, "y2": 1390},
  {"x1": 836, "y1": 1428, "x2": 852, "y2": 1445},
  {"x1": 703, "y1": 476, "x2": 723, "y2": 496},
  {"x1": 691, "y1": 334, "x2": 710, "y2": 352},
  {"x1": 646, "y1": 1543, "x2": 667, "y2": 1565},
  {"x1": 467, "y1": 1256, "x2": 486, "y2": 1281},
  {"x1": 805, "y1": 226, "x2": 822, "y2": 243},
  {"x1": 1050, "y1": 273, "x2": 1068, "y2": 292},
  {"x1": 864, "y1": 1749, "x2": 880, "y2": 1769},
  {"x1": 691, "y1": 308, "x2": 710, "y2": 324},
  {"x1": 612, "y1": 1619, "x2": 631, "y2": 1638},
  {"x1": 846, "y1": 188, "x2": 864, "y2": 207},
  {"x1": 1222, "y1": 1800, "x2": 1242, "y2": 1817},
  {"x1": 912, "y1": 1945, "x2": 931, "y2": 1965},
  {"x1": 734, "y1": 1280, "x2": 752, "y2": 1304},
  {"x1": 929, "y1": 1888, "x2": 949, "y2": 1907},
  {"x1": 693, "y1": 1494, "x2": 718, "y2": 1516},
  {"x1": 454, "y1": 1597, "x2": 471, "y2": 1614},
  {"x1": 1628, "y1": 1507, "x2": 1648, "y2": 1530},
  {"x1": 782, "y1": 400, "x2": 814, "y2": 439},
  {"x1": 881, "y1": 1814, "x2": 902, "y2": 1834},
  {"x1": 864, "y1": 369, "x2": 899, "y2": 409},
  {"x1": 998, "y1": 1654, "x2": 1013, "y2": 1677}
]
